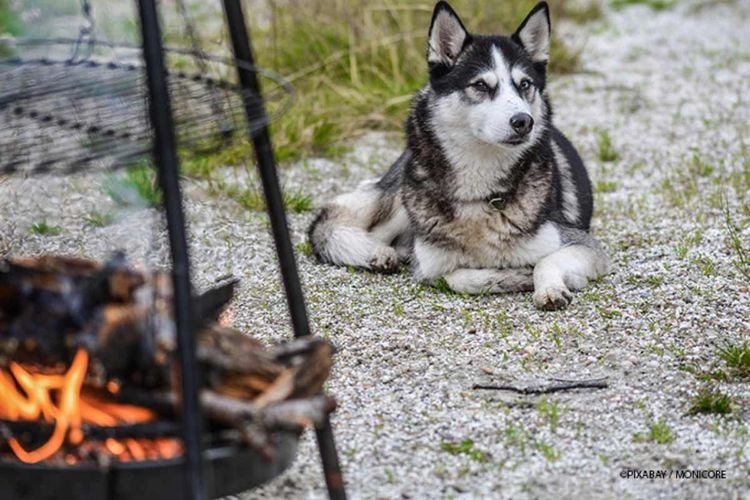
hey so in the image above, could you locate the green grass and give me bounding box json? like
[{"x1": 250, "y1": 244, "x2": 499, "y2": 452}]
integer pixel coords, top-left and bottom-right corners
[
  {"x1": 164, "y1": 0, "x2": 602, "y2": 207},
  {"x1": 533, "y1": 441, "x2": 561, "y2": 462},
  {"x1": 718, "y1": 342, "x2": 750, "y2": 379},
  {"x1": 432, "y1": 277, "x2": 457, "y2": 295},
  {"x1": 561, "y1": 1, "x2": 605, "y2": 24},
  {"x1": 440, "y1": 439, "x2": 488, "y2": 463},
  {"x1": 633, "y1": 419, "x2": 674, "y2": 444},
  {"x1": 296, "y1": 241, "x2": 314, "y2": 257},
  {"x1": 597, "y1": 306, "x2": 622, "y2": 319},
  {"x1": 107, "y1": 165, "x2": 161, "y2": 207},
  {"x1": 257, "y1": 0, "x2": 594, "y2": 162},
  {"x1": 537, "y1": 398, "x2": 561, "y2": 433},
  {"x1": 222, "y1": 183, "x2": 313, "y2": 213},
  {"x1": 692, "y1": 254, "x2": 716, "y2": 277},
  {"x1": 125, "y1": 166, "x2": 161, "y2": 206},
  {"x1": 503, "y1": 422, "x2": 562, "y2": 462},
  {"x1": 173, "y1": 0, "x2": 600, "y2": 171},
  {"x1": 596, "y1": 129, "x2": 620, "y2": 162},
  {"x1": 285, "y1": 190, "x2": 314, "y2": 213},
  {"x1": 595, "y1": 180, "x2": 618, "y2": 193},
  {"x1": 679, "y1": 342, "x2": 750, "y2": 382},
  {"x1": 610, "y1": 0, "x2": 676, "y2": 11},
  {"x1": 393, "y1": 302, "x2": 405, "y2": 316},
  {"x1": 83, "y1": 210, "x2": 114, "y2": 228},
  {"x1": 180, "y1": 139, "x2": 256, "y2": 180},
  {"x1": 688, "y1": 387, "x2": 733, "y2": 415},
  {"x1": 0, "y1": 0, "x2": 21, "y2": 56},
  {"x1": 646, "y1": 275, "x2": 664, "y2": 286},
  {"x1": 724, "y1": 205, "x2": 750, "y2": 282},
  {"x1": 688, "y1": 153, "x2": 715, "y2": 178},
  {"x1": 30, "y1": 221, "x2": 63, "y2": 236}
]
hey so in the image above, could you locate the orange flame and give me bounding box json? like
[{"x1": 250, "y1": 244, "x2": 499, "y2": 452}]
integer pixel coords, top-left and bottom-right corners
[{"x1": 0, "y1": 349, "x2": 181, "y2": 464}]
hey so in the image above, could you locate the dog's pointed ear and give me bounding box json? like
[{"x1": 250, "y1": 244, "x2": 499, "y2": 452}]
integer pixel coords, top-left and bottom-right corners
[
  {"x1": 427, "y1": 2, "x2": 468, "y2": 67},
  {"x1": 512, "y1": 2, "x2": 551, "y2": 64}
]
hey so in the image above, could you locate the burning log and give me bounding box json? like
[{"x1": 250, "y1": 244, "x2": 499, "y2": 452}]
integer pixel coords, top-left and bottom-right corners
[
  {"x1": 0, "y1": 254, "x2": 335, "y2": 464},
  {"x1": 0, "y1": 253, "x2": 171, "y2": 387}
]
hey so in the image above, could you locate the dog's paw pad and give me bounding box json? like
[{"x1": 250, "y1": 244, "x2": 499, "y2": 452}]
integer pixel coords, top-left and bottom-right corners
[
  {"x1": 368, "y1": 247, "x2": 400, "y2": 274},
  {"x1": 533, "y1": 286, "x2": 572, "y2": 311}
]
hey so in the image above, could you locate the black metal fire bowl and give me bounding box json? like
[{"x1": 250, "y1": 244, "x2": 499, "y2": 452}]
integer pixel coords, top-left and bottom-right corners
[{"x1": 0, "y1": 432, "x2": 297, "y2": 500}]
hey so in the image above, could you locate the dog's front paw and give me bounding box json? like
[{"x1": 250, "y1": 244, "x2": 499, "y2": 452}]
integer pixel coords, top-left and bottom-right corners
[
  {"x1": 368, "y1": 247, "x2": 400, "y2": 274},
  {"x1": 533, "y1": 286, "x2": 572, "y2": 311}
]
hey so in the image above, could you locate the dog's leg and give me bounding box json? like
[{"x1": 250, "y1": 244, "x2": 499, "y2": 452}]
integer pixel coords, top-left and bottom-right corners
[
  {"x1": 532, "y1": 230, "x2": 610, "y2": 310},
  {"x1": 444, "y1": 268, "x2": 534, "y2": 294},
  {"x1": 308, "y1": 180, "x2": 409, "y2": 273},
  {"x1": 316, "y1": 226, "x2": 401, "y2": 272},
  {"x1": 413, "y1": 238, "x2": 533, "y2": 293}
]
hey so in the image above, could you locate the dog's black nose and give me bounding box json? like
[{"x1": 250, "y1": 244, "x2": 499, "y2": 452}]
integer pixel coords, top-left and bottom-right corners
[{"x1": 510, "y1": 113, "x2": 534, "y2": 136}]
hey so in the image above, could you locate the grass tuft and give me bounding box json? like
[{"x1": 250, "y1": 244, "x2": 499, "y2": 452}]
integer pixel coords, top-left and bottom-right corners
[
  {"x1": 533, "y1": 441, "x2": 561, "y2": 462},
  {"x1": 688, "y1": 153, "x2": 715, "y2": 178},
  {"x1": 440, "y1": 439, "x2": 488, "y2": 463},
  {"x1": 285, "y1": 190, "x2": 315, "y2": 213},
  {"x1": 223, "y1": 184, "x2": 313, "y2": 213},
  {"x1": 596, "y1": 129, "x2": 620, "y2": 162},
  {"x1": 688, "y1": 387, "x2": 733, "y2": 415},
  {"x1": 0, "y1": 0, "x2": 22, "y2": 57},
  {"x1": 108, "y1": 165, "x2": 161, "y2": 207},
  {"x1": 724, "y1": 205, "x2": 750, "y2": 282},
  {"x1": 633, "y1": 419, "x2": 674, "y2": 444},
  {"x1": 718, "y1": 342, "x2": 750, "y2": 379},
  {"x1": 595, "y1": 180, "x2": 618, "y2": 193},
  {"x1": 83, "y1": 210, "x2": 114, "y2": 228},
  {"x1": 30, "y1": 221, "x2": 63, "y2": 236},
  {"x1": 610, "y1": 0, "x2": 676, "y2": 11},
  {"x1": 296, "y1": 241, "x2": 314, "y2": 257},
  {"x1": 561, "y1": 1, "x2": 605, "y2": 24},
  {"x1": 432, "y1": 277, "x2": 456, "y2": 295},
  {"x1": 537, "y1": 398, "x2": 561, "y2": 433}
]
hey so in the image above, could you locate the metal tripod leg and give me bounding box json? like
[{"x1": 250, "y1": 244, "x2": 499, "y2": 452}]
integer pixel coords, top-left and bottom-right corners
[
  {"x1": 137, "y1": 1, "x2": 205, "y2": 499},
  {"x1": 220, "y1": 1, "x2": 346, "y2": 499}
]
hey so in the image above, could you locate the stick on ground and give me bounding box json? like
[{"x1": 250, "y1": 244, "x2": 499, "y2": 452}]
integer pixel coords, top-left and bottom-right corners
[{"x1": 472, "y1": 378, "x2": 609, "y2": 394}]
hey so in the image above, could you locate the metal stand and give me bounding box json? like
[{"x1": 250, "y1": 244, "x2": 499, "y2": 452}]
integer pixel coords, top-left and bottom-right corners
[
  {"x1": 138, "y1": 0, "x2": 346, "y2": 498},
  {"x1": 137, "y1": 1, "x2": 205, "y2": 500},
  {"x1": 221, "y1": 1, "x2": 346, "y2": 498}
]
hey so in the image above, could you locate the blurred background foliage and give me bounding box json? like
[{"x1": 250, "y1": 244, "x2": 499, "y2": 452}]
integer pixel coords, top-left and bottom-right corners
[
  {"x1": 0, "y1": 0, "x2": 603, "y2": 167},
  {"x1": 249, "y1": 0, "x2": 602, "y2": 161}
]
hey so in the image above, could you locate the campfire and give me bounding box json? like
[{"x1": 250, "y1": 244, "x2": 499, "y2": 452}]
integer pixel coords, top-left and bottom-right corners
[
  {"x1": 0, "y1": 254, "x2": 334, "y2": 467},
  {"x1": 0, "y1": 348, "x2": 183, "y2": 464}
]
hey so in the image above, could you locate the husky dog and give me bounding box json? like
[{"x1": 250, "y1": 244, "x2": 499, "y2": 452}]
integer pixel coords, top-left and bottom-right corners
[{"x1": 308, "y1": 1, "x2": 610, "y2": 310}]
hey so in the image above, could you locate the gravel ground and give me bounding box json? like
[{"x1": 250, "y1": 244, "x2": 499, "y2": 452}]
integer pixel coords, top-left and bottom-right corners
[{"x1": 2, "y1": 1, "x2": 750, "y2": 499}]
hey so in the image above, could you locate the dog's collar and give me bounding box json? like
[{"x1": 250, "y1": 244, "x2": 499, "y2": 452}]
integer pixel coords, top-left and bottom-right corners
[{"x1": 485, "y1": 192, "x2": 507, "y2": 210}]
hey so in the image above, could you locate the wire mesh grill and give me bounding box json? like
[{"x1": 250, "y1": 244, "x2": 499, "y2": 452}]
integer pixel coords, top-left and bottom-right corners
[{"x1": 0, "y1": 40, "x2": 294, "y2": 177}]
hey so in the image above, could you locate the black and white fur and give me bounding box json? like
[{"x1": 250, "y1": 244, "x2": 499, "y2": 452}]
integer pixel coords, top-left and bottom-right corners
[{"x1": 308, "y1": 1, "x2": 610, "y2": 310}]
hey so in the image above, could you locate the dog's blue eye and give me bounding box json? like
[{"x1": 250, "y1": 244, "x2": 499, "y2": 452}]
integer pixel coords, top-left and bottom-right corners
[{"x1": 519, "y1": 79, "x2": 532, "y2": 91}]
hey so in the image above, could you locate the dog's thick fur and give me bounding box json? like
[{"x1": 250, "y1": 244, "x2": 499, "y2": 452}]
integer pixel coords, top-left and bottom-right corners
[{"x1": 308, "y1": 1, "x2": 610, "y2": 310}]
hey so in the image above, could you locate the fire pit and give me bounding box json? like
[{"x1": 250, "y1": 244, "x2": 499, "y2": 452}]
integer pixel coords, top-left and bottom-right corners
[
  {"x1": 0, "y1": 254, "x2": 335, "y2": 499},
  {"x1": 0, "y1": 0, "x2": 346, "y2": 498}
]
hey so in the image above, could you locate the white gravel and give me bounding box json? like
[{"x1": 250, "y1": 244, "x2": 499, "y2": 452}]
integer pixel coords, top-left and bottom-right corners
[{"x1": 1, "y1": 1, "x2": 749, "y2": 499}]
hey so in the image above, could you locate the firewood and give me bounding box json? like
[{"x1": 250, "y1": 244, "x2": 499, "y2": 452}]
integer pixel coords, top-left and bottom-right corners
[
  {"x1": 252, "y1": 368, "x2": 296, "y2": 407},
  {"x1": 199, "y1": 390, "x2": 335, "y2": 433},
  {"x1": 261, "y1": 396, "x2": 337, "y2": 430},
  {"x1": 0, "y1": 253, "x2": 337, "y2": 460},
  {"x1": 0, "y1": 254, "x2": 163, "y2": 380},
  {"x1": 196, "y1": 324, "x2": 282, "y2": 379}
]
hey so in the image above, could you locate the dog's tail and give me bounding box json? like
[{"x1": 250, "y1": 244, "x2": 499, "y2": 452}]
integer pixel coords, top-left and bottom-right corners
[{"x1": 308, "y1": 171, "x2": 410, "y2": 273}]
